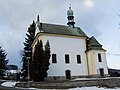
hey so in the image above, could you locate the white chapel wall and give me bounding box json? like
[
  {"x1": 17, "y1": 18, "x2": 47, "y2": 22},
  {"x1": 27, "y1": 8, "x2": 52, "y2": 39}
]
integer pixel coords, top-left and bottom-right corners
[
  {"x1": 93, "y1": 50, "x2": 108, "y2": 75},
  {"x1": 39, "y1": 35, "x2": 88, "y2": 77}
]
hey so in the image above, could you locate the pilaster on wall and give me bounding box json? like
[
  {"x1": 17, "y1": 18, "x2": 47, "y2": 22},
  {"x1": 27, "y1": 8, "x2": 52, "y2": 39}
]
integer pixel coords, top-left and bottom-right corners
[{"x1": 86, "y1": 50, "x2": 96, "y2": 75}]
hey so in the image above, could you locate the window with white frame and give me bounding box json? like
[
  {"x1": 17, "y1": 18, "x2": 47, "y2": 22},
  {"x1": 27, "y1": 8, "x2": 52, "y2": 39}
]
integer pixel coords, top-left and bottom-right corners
[
  {"x1": 52, "y1": 54, "x2": 57, "y2": 63},
  {"x1": 65, "y1": 54, "x2": 70, "y2": 64}
]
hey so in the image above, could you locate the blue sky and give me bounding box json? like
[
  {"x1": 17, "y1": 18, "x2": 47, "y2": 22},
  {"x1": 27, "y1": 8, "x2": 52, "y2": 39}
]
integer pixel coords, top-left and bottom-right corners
[{"x1": 0, "y1": 0, "x2": 120, "y2": 69}]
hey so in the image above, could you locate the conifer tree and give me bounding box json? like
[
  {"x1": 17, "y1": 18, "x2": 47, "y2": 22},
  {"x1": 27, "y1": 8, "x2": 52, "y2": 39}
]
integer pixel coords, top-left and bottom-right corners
[
  {"x1": 0, "y1": 46, "x2": 8, "y2": 76},
  {"x1": 41, "y1": 40, "x2": 51, "y2": 78},
  {"x1": 21, "y1": 21, "x2": 36, "y2": 79},
  {"x1": 31, "y1": 40, "x2": 51, "y2": 81},
  {"x1": 31, "y1": 40, "x2": 44, "y2": 81}
]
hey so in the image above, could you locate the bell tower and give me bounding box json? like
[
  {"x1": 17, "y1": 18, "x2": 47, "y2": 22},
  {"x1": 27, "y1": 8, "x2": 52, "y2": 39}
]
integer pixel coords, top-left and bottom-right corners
[{"x1": 67, "y1": 4, "x2": 75, "y2": 28}]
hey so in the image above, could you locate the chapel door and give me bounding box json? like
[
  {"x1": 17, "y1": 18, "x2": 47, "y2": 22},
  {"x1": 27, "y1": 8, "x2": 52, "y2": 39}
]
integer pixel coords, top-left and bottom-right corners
[
  {"x1": 65, "y1": 70, "x2": 71, "y2": 79},
  {"x1": 99, "y1": 68, "x2": 104, "y2": 76}
]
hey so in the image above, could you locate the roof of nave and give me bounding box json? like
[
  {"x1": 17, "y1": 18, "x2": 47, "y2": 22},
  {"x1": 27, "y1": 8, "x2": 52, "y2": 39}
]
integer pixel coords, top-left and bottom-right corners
[{"x1": 37, "y1": 23, "x2": 87, "y2": 37}]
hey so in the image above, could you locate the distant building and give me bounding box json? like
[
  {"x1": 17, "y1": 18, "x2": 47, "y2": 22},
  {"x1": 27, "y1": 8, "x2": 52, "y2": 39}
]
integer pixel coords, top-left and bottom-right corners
[
  {"x1": 108, "y1": 69, "x2": 120, "y2": 77},
  {"x1": 32, "y1": 5, "x2": 108, "y2": 80},
  {"x1": 5, "y1": 65, "x2": 20, "y2": 76}
]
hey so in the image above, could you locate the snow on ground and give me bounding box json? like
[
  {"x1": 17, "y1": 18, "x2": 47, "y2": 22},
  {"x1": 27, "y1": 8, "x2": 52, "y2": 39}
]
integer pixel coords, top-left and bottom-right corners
[
  {"x1": 69, "y1": 87, "x2": 120, "y2": 90},
  {"x1": 1, "y1": 81, "x2": 120, "y2": 90},
  {"x1": 0, "y1": 79, "x2": 6, "y2": 81},
  {"x1": 1, "y1": 81, "x2": 17, "y2": 87},
  {"x1": 1, "y1": 81, "x2": 45, "y2": 90},
  {"x1": 71, "y1": 77, "x2": 120, "y2": 81}
]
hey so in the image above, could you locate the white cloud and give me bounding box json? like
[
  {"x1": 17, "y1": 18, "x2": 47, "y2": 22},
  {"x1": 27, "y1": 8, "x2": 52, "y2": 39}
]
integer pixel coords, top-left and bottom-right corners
[{"x1": 84, "y1": 0, "x2": 95, "y2": 8}]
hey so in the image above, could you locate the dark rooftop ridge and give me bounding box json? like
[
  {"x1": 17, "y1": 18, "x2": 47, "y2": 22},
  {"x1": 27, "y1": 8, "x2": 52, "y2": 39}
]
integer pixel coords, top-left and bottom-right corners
[{"x1": 37, "y1": 23, "x2": 87, "y2": 37}]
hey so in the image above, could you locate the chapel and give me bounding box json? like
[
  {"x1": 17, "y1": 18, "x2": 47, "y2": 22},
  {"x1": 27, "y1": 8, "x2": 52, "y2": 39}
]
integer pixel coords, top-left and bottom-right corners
[{"x1": 32, "y1": 5, "x2": 108, "y2": 80}]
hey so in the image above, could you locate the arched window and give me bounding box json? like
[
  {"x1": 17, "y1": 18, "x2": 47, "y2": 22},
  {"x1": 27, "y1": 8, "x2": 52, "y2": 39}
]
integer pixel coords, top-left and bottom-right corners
[
  {"x1": 77, "y1": 55, "x2": 81, "y2": 64},
  {"x1": 65, "y1": 54, "x2": 70, "y2": 64},
  {"x1": 52, "y1": 54, "x2": 57, "y2": 63}
]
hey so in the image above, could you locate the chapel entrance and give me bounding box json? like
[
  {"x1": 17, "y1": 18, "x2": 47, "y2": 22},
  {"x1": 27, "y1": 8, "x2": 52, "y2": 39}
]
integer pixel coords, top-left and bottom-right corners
[
  {"x1": 99, "y1": 68, "x2": 104, "y2": 76},
  {"x1": 65, "y1": 70, "x2": 71, "y2": 79}
]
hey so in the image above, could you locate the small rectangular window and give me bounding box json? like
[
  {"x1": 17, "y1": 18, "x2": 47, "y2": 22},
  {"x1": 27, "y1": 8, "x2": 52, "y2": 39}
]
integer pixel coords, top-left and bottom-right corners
[
  {"x1": 77, "y1": 55, "x2": 81, "y2": 64},
  {"x1": 52, "y1": 54, "x2": 57, "y2": 63},
  {"x1": 65, "y1": 54, "x2": 70, "y2": 64},
  {"x1": 98, "y1": 53, "x2": 102, "y2": 62}
]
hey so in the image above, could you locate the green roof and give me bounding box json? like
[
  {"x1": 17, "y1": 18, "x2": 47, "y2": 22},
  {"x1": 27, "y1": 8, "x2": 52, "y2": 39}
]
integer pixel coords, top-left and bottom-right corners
[
  {"x1": 87, "y1": 36, "x2": 104, "y2": 51},
  {"x1": 38, "y1": 23, "x2": 87, "y2": 37}
]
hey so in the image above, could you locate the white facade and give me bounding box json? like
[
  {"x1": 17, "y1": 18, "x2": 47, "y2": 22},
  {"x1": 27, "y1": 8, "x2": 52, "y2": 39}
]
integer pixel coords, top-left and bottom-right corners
[
  {"x1": 32, "y1": 32, "x2": 109, "y2": 78},
  {"x1": 33, "y1": 33, "x2": 108, "y2": 77},
  {"x1": 33, "y1": 34, "x2": 88, "y2": 77},
  {"x1": 32, "y1": 33, "x2": 108, "y2": 78}
]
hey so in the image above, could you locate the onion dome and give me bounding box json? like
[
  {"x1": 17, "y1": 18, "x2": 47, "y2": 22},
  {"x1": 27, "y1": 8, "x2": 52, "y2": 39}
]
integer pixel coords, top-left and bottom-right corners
[{"x1": 67, "y1": 4, "x2": 74, "y2": 16}]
